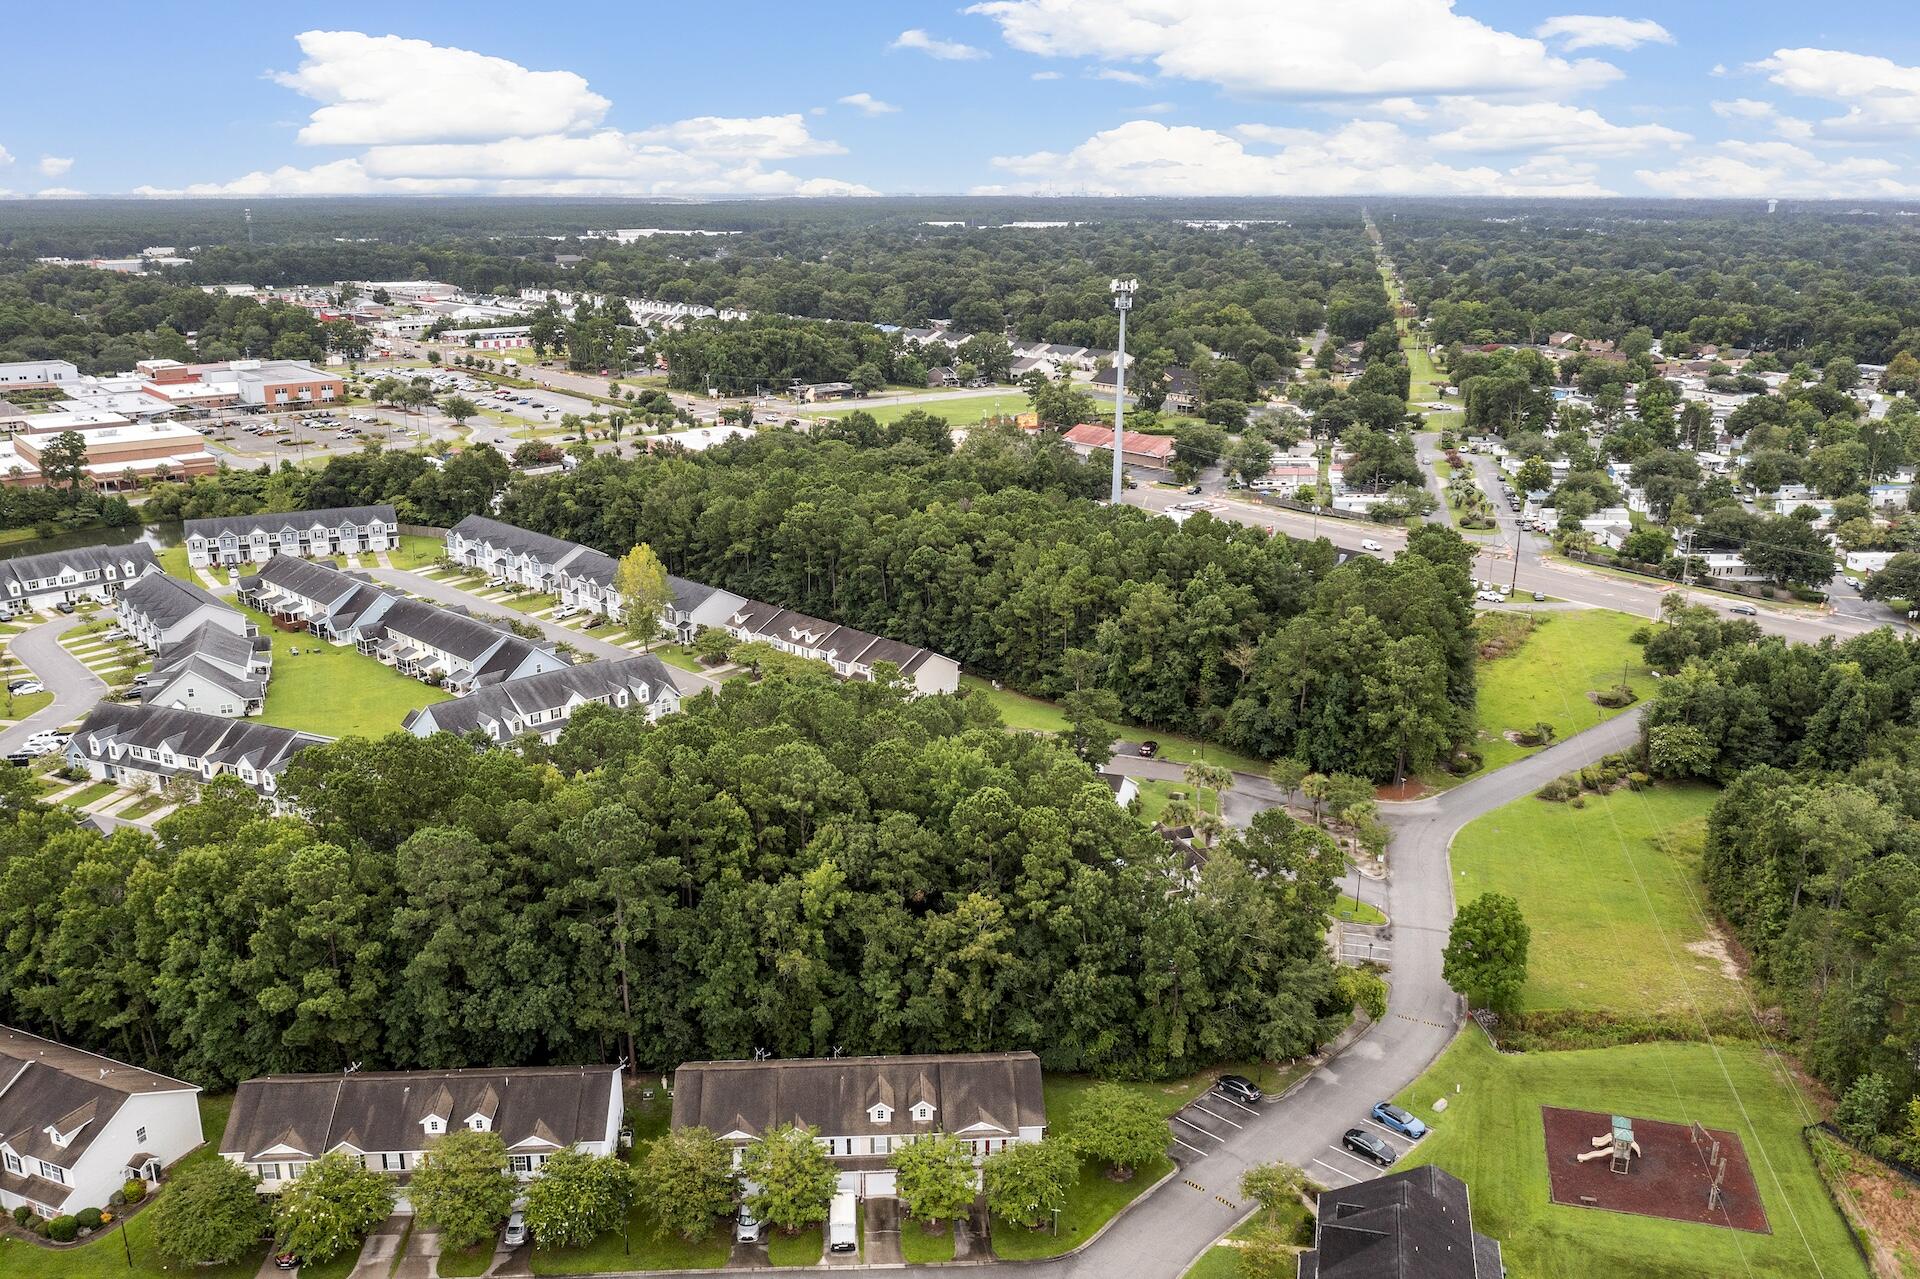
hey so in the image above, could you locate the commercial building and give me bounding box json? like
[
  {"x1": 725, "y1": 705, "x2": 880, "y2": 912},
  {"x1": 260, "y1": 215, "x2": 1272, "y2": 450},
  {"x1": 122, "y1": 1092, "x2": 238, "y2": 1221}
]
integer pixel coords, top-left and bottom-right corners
[
  {"x1": 0, "y1": 360, "x2": 80, "y2": 390},
  {"x1": 1060, "y1": 423, "x2": 1177, "y2": 472}
]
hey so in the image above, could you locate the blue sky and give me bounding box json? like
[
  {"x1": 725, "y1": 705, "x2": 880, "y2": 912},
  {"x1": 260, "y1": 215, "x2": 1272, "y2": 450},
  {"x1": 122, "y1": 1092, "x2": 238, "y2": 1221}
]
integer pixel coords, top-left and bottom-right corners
[{"x1": 5, "y1": 1, "x2": 1920, "y2": 199}]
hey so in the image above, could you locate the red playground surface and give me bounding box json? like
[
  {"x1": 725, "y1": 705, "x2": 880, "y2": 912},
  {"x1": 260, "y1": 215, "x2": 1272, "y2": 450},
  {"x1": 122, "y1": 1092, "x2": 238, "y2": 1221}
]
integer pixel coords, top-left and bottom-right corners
[{"x1": 1541, "y1": 1106, "x2": 1771, "y2": 1233}]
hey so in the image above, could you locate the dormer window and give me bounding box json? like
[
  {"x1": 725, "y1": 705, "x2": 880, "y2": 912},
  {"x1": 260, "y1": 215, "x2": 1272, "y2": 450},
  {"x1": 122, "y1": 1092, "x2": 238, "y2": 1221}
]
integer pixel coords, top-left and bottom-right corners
[
  {"x1": 911, "y1": 1103, "x2": 935, "y2": 1123},
  {"x1": 868, "y1": 1104, "x2": 893, "y2": 1125},
  {"x1": 466, "y1": 1115, "x2": 491, "y2": 1132},
  {"x1": 422, "y1": 1116, "x2": 445, "y2": 1135}
]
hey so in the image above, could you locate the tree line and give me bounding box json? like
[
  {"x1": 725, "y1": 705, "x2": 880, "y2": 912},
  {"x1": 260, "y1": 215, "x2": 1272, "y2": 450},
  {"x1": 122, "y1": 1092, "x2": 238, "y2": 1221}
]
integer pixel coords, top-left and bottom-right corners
[{"x1": 0, "y1": 674, "x2": 1352, "y2": 1088}]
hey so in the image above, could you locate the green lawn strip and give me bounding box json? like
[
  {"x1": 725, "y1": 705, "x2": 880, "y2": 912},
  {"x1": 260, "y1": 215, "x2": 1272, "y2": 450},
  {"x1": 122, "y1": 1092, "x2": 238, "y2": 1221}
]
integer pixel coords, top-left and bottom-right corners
[
  {"x1": 1539, "y1": 552, "x2": 1830, "y2": 613},
  {"x1": 237, "y1": 602, "x2": 449, "y2": 739},
  {"x1": 990, "y1": 1152, "x2": 1171, "y2": 1259},
  {"x1": 115, "y1": 793, "x2": 168, "y2": 821},
  {"x1": 0, "y1": 1095, "x2": 258, "y2": 1279},
  {"x1": 1466, "y1": 609, "x2": 1651, "y2": 775},
  {"x1": 300, "y1": 1251, "x2": 359, "y2": 1279},
  {"x1": 899, "y1": 1220, "x2": 957, "y2": 1263},
  {"x1": 3, "y1": 691, "x2": 53, "y2": 719},
  {"x1": 436, "y1": 1244, "x2": 493, "y2": 1277},
  {"x1": 1333, "y1": 894, "x2": 1387, "y2": 925},
  {"x1": 1134, "y1": 778, "x2": 1217, "y2": 826},
  {"x1": 582, "y1": 621, "x2": 626, "y2": 640},
  {"x1": 1394, "y1": 1032, "x2": 1864, "y2": 1279},
  {"x1": 60, "y1": 780, "x2": 119, "y2": 809},
  {"x1": 1452, "y1": 784, "x2": 1737, "y2": 1015},
  {"x1": 498, "y1": 591, "x2": 557, "y2": 614},
  {"x1": 802, "y1": 390, "x2": 1030, "y2": 426},
  {"x1": 1183, "y1": 1246, "x2": 1243, "y2": 1279},
  {"x1": 649, "y1": 645, "x2": 706, "y2": 673},
  {"x1": 387, "y1": 535, "x2": 449, "y2": 570},
  {"x1": 765, "y1": 1226, "x2": 823, "y2": 1266}
]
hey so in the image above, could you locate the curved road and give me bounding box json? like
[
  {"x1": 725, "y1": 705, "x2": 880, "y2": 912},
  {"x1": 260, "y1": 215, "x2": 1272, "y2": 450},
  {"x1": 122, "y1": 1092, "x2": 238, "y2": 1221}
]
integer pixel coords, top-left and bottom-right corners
[{"x1": 0, "y1": 616, "x2": 105, "y2": 754}]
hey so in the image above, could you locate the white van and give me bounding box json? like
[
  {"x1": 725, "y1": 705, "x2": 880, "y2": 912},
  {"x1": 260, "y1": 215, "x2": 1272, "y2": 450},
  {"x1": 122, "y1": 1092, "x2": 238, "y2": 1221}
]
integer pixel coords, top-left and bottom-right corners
[
  {"x1": 828, "y1": 1192, "x2": 858, "y2": 1253},
  {"x1": 1360, "y1": 539, "x2": 1383, "y2": 552}
]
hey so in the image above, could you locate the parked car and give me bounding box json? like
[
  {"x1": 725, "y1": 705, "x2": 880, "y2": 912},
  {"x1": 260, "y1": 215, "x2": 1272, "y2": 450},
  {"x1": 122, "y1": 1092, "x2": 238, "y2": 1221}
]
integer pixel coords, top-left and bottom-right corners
[
  {"x1": 4, "y1": 752, "x2": 33, "y2": 768},
  {"x1": 55, "y1": 601, "x2": 76, "y2": 614},
  {"x1": 1360, "y1": 539, "x2": 1383, "y2": 552},
  {"x1": 503, "y1": 1212, "x2": 527, "y2": 1247},
  {"x1": 1344, "y1": 1128, "x2": 1397, "y2": 1167},
  {"x1": 1532, "y1": 591, "x2": 1546, "y2": 602},
  {"x1": 1370, "y1": 1101, "x2": 1428, "y2": 1139},
  {"x1": 1729, "y1": 604, "x2": 1758, "y2": 616},
  {"x1": 10, "y1": 680, "x2": 44, "y2": 695},
  {"x1": 1137, "y1": 740, "x2": 1160, "y2": 759},
  {"x1": 736, "y1": 1185, "x2": 765, "y2": 1244},
  {"x1": 1186, "y1": 484, "x2": 1203, "y2": 495},
  {"x1": 828, "y1": 1192, "x2": 858, "y2": 1253},
  {"x1": 274, "y1": 1252, "x2": 299, "y2": 1270},
  {"x1": 1216, "y1": 1074, "x2": 1264, "y2": 1105}
]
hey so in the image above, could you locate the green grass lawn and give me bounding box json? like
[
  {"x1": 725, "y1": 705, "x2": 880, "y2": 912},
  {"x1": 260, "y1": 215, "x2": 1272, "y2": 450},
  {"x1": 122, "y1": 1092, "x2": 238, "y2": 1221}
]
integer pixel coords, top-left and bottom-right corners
[
  {"x1": 0, "y1": 1095, "x2": 257, "y2": 1279},
  {"x1": 238, "y1": 602, "x2": 448, "y2": 739},
  {"x1": 991, "y1": 1152, "x2": 1171, "y2": 1259},
  {"x1": 3, "y1": 690, "x2": 53, "y2": 719},
  {"x1": 297, "y1": 1251, "x2": 359, "y2": 1279},
  {"x1": 1184, "y1": 1246, "x2": 1244, "y2": 1279},
  {"x1": 1452, "y1": 784, "x2": 1737, "y2": 1015},
  {"x1": 155, "y1": 544, "x2": 193, "y2": 582},
  {"x1": 1135, "y1": 778, "x2": 1217, "y2": 825},
  {"x1": 528, "y1": 1203, "x2": 730, "y2": 1273},
  {"x1": 649, "y1": 644, "x2": 706, "y2": 673},
  {"x1": 499, "y1": 590, "x2": 557, "y2": 614},
  {"x1": 1394, "y1": 1031, "x2": 1865, "y2": 1279},
  {"x1": 59, "y1": 780, "x2": 119, "y2": 809},
  {"x1": 1464, "y1": 609, "x2": 1651, "y2": 775},
  {"x1": 765, "y1": 1226, "x2": 823, "y2": 1266},
  {"x1": 436, "y1": 1243, "x2": 494, "y2": 1277},
  {"x1": 115, "y1": 793, "x2": 168, "y2": 821},
  {"x1": 900, "y1": 1220, "x2": 956, "y2": 1263},
  {"x1": 802, "y1": 390, "x2": 1030, "y2": 426},
  {"x1": 1333, "y1": 894, "x2": 1387, "y2": 925},
  {"x1": 387, "y1": 535, "x2": 447, "y2": 570},
  {"x1": 958, "y1": 676, "x2": 1268, "y2": 775}
]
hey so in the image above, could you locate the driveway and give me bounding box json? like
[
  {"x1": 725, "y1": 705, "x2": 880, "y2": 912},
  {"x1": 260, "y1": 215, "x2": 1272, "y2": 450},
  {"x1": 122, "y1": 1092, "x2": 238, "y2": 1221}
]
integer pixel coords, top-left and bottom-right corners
[
  {"x1": 347, "y1": 1215, "x2": 409, "y2": 1279},
  {"x1": 0, "y1": 615, "x2": 104, "y2": 754},
  {"x1": 864, "y1": 1197, "x2": 904, "y2": 1265}
]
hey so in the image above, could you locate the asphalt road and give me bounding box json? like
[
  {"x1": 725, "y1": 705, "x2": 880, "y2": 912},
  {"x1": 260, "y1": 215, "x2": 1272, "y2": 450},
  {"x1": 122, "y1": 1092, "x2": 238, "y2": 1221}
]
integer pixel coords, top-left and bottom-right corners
[{"x1": 0, "y1": 616, "x2": 105, "y2": 753}]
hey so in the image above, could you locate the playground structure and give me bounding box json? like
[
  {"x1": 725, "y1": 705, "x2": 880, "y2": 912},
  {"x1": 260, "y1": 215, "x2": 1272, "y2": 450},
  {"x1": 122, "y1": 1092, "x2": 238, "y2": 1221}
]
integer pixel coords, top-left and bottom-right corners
[
  {"x1": 1574, "y1": 1114, "x2": 1644, "y2": 1173},
  {"x1": 1541, "y1": 1106, "x2": 1772, "y2": 1233}
]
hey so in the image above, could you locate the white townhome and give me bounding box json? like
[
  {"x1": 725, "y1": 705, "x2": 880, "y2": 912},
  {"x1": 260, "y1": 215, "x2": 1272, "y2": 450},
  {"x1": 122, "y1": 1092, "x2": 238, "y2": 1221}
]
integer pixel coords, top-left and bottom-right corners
[
  {"x1": 221, "y1": 1065, "x2": 623, "y2": 1196},
  {"x1": 64, "y1": 703, "x2": 328, "y2": 801},
  {"x1": 184, "y1": 505, "x2": 399, "y2": 568},
  {"x1": 115, "y1": 570, "x2": 249, "y2": 650},
  {"x1": 670, "y1": 1052, "x2": 1046, "y2": 1199},
  {"x1": 402, "y1": 654, "x2": 682, "y2": 744},
  {"x1": 0, "y1": 544, "x2": 157, "y2": 618},
  {"x1": 0, "y1": 1025, "x2": 204, "y2": 1222}
]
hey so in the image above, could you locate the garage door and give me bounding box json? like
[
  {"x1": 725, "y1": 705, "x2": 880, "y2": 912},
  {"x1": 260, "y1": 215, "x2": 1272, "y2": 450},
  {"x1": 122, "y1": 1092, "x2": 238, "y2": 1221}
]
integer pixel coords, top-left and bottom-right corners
[
  {"x1": 836, "y1": 1171, "x2": 862, "y2": 1196},
  {"x1": 864, "y1": 1171, "x2": 897, "y2": 1198}
]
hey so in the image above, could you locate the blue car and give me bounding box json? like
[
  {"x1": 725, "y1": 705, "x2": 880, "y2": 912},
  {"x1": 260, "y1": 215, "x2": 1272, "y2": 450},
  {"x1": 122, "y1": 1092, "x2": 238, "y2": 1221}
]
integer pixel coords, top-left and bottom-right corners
[{"x1": 1371, "y1": 1101, "x2": 1428, "y2": 1140}]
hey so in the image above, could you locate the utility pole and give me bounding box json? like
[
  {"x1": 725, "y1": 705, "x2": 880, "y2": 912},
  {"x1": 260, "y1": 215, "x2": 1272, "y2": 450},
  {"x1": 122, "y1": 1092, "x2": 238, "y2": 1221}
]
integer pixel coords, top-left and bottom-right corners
[{"x1": 1110, "y1": 278, "x2": 1137, "y2": 505}]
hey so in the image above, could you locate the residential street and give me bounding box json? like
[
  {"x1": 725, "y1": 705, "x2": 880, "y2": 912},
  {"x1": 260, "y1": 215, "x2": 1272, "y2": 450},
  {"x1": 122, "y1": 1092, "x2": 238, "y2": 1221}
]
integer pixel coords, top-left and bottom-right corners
[{"x1": 0, "y1": 616, "x2": 105, "y2": 754}]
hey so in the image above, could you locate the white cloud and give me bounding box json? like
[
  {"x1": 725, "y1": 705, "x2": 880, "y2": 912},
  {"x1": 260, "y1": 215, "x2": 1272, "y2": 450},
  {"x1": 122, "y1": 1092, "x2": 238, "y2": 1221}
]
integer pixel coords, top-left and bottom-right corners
[
  {"x1": 1136, "y1": 102, "x2": 1176, "y2": 115},
  {"x1": 838, "y1": 92, "x2": 900, "y2": 116},
  {"x1": 271, "y1": 30, "x2": 609, "y2": 145},
  {"x1": 33, "y1": 188, "x2": 85, "y2": 198},
  {"x1": 1636, "y1": 140, "x2": 1920, "y2": 198},
  {"x1": 0, "y1": 146, "x2": 12, "y2": 166},
  {"x1": 981, "y1": 118, "x2": 1614, "y2": 196},
  {"x1": 890, "y1": 29, "x2": 988, "y2": 60},
  {"x1": 967, "y1": 0, "x2": 1621, "y2": 98},
  {"x1": 1092, "y1": 67, "x2": 1151, "y2": 85},
  {"x1": 1755, "y1": 48, "x2": 1920, "y2": 138},
  {"x1": 1424, "y1": 99, "x2": 1688, "y2": 155},
  {"x1": 1030, "y1": 70, "x2": 1063, "y2": 81},
  {"x1": 1533, "y1": 15, "x2": 1673, "y2": 52},
  {"x1": 629, "y1": 115, "x2": 845, "y2": 160},
  {"x1": 1711, "y1": 98, "x2": 1813, "y2": 140},
  {"x1": 37, "y1": 156, "x2": 72, "y2": 177}
]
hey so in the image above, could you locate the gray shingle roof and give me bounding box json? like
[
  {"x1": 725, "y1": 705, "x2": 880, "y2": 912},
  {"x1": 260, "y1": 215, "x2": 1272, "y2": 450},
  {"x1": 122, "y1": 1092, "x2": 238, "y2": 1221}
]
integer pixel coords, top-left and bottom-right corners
[
  {"x1": 119, "y1": 571, "x2": 234, "y2": 630},
  {"x1": 0, "y1": 543, "x2": 156, "y2": 595},
  {"x1": 1300, "y1": 1166, "x2": 1499, "y2": 1279},
  {"x1": 0, "y1": 1025, "x2": 196, "y2": 1197},
  {"x1": 671, "y1": 1052, "x2": 1044, "y2": 1144},
  {"x1": 450, "y1": 514, "x2": 590, "y2": 569},
  {"x1": 221, "y1": 1065, "x2": 619, "y2": 1162},
  {"x1": 241, "y1": 554, "x2": 372, "y2": 609},
  {"x1": 69, "y1": 703, "x2": 326, "y2": 778},
  {"x1": 184, "y1": 505, "x2": 396, "y2": 541},
  {"x1": 403, "y1": 654, "x2": 676, "y2": 742}
]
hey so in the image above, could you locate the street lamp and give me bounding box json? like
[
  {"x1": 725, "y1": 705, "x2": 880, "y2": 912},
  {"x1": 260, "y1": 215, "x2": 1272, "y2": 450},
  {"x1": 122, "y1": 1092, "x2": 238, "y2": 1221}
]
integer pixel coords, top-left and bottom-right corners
[{"x1": 1110, "y1": 278, "x2": 1137, "y2": 505}]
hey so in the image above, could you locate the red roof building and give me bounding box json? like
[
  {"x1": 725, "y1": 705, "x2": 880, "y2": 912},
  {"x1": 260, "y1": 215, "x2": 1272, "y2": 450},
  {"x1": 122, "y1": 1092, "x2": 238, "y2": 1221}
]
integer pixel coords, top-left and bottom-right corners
[{"x1": 1061, "y1": 423, "x2": 1177, "y2": 469}]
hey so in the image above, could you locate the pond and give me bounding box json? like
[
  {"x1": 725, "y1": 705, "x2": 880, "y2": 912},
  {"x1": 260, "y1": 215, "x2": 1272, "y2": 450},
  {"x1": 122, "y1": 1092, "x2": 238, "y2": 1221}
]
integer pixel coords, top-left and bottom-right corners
[{"x1": 0, "y1": 520, "x2": 184, "y2": 561}]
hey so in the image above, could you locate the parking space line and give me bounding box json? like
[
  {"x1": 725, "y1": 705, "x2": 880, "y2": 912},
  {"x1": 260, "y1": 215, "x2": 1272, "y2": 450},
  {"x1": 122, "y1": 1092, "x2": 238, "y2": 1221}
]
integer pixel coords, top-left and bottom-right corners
[
  {"x1": 1212, "y1": 1093, "x2": 1261, "y2": 1116},
  {"x1": 1171, "y1": 1135, "x2": 1209, "y2": 1157},
  {"x1": 1364, "y1": 1120, "x2": 1414, "y2": 1144},
  {"x1": 1172, "y1": 1115, "x2": 1225, "y2": 1141},
  {"x1": 1310, "y1": 1159, "x2": 1353, "y2": 1184},
  {"x1": 1327, "y1": 1146, "x2": 1382, "y2": 1172},
  {"x1": 1188, "y1": 1103, "x2": 1242, "y2": 1130}
]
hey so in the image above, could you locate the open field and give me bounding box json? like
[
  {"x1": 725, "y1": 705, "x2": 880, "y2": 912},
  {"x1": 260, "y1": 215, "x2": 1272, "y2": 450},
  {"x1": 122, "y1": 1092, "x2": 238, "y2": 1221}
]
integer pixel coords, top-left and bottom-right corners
[
  {"x1": 1464, "y1": 609, "x2": 1651, "y2": 775},
  {"x1": 1451, "y1": 784, "x2": 1734, "y2": 1015},
  {"x1": 237, "y1": 601, "x2": 448, "y2": 739},
  {"x1": 1394, "y1": 1032, "x2": 1862, "y2": 1279},
  {"x1": 801, "y1": 390, "x2": 1030, "y2": 426}
]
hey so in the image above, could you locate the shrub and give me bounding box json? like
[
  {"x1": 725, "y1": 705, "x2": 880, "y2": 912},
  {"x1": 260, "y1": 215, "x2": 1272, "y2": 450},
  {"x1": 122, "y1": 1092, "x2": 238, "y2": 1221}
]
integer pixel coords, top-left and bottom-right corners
[
  {"x1": 1536, "y1": 777, "x2": 1576, "y2": 802},
  {"x1": 47, "y1": 1215, "x2": 78, "y2": 1242},
  {"x1": 30, "y1": 1217, "x2": 49, "y2": 1237},
  {"x1": 75, "y1": 1207, "x2": 103, "y2": 1231},
  {"x1": 12, "y1": 1204, "x2": 31, "y2": 1225},
  {"x1": 124, "y1": 1178, "x2": 147, "y2": 1203}
]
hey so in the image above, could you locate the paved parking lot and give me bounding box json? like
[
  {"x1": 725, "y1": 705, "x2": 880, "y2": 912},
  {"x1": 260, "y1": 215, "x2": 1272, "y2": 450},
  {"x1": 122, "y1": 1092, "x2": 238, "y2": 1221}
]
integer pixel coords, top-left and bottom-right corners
[
  {"x1": 1307, "y1": 1110, "x2": 1426, "y2": 1190},
  {"x1": 1167, "y1": 1082, "x2": 1261, "y2": 1161},
  {"x1": 1339, "y1": 923, "x2": 1392, "y2": 968}
]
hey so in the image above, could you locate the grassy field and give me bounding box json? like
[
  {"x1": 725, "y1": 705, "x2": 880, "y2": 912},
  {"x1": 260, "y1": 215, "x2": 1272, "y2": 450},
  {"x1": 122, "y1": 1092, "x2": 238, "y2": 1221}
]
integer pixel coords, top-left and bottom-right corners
[
  {"x1": 0, "y1": 1095, "x2": 256, "y2": 1279},
  {"x1": 1135, "y1": 777, "x2": 1217, "y2": 825},
  {"x1": 900, "y1": 1220, "x2": 957, "y2": 1263},
  {"x1": 387, "y1": 534, "x2": 447, "y2": 570},
  {"x1": 1465, "y1": 609, "x2": 1651, "y2": 775},
  {"x1": 59, "y1": 780, "x2": 119, "y2": 809},
  {"x1": 1452, "y1": 784, "x2": 1737, "y2": 1015},
  {"x1": 802, "y1": 390, "x2": 1030, "y2": 426},
  {"x1": 435, "y1": 1244, "x2": 493, "y2": 1277},
  {"x1": 115, "y1": 793, "x2": 168, "y2": 821},
  {"x1": 1394, "y1": 1032, "x2": 1864, "y2": 1279},
  {"x1": 238, "y1": 602, "x2": 448, "y2": 739},
  {"x1": 765, "y1": 1226, "x2": 823, "y2": 1266},
  {"x1": 649, "y1": 644, "x2": 708, "y2": 673},
  {"x1": 959, "y1": 676, "x2": 1268, "y2": 775},
  {"x1": 3, "y1": 690, "x2": 53, "y2": 720},
  {"x1": 1333, "y1": 894, "x2": 1387, "y2": 925}
]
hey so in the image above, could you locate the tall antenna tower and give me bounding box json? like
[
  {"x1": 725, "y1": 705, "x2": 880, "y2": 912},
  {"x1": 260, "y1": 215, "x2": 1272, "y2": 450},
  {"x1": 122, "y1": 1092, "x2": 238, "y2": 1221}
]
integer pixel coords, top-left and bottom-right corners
[{"x1": 244, "y1": 206, "x2": 254, "y2": 245}]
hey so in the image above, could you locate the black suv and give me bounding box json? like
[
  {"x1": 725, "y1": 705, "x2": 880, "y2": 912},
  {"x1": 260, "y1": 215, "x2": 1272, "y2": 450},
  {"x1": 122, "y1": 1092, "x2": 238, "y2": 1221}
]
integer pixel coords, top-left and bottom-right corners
[
  {"x1": 1216, "y1": 1075, "x2": 1263, "y2": 1105},
  {"x1": 1343, "y1": 1128, "x2": 1396, "y2": 1167}
]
